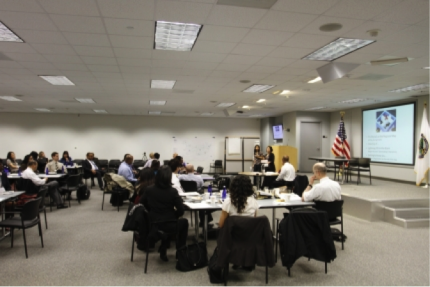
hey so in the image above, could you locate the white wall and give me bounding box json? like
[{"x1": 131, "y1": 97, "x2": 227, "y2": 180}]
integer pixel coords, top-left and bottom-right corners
[
  {"x1": 283, "y1": 112, "x2": 296, "y2": 147},
  {"x1": 330, "y1": 95, "x2": 430, "y2": 182},
  {"x1": 0, "y1": 113, "x2": 260, "y2": 172}
]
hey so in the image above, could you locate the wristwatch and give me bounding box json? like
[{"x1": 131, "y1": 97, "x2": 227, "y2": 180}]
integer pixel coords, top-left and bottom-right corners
[{"x1": 308, "y1": 184, "x2": 313, "y2": 188}]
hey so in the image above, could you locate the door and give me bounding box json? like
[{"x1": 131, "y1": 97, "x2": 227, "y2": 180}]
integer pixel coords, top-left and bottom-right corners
[{"x1": 299, "y1": 122, "x2": 322, "y2": 172}]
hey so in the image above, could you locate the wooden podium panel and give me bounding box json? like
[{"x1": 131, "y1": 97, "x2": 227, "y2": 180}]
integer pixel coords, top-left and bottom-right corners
[{"x1": 272, "y1": 146, "x2": 298, "y2": 172}]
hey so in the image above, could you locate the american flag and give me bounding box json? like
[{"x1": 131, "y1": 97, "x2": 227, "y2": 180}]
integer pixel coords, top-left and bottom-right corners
[{"x1": 331, "y1": 117, "x2": 351, "y2": 159}]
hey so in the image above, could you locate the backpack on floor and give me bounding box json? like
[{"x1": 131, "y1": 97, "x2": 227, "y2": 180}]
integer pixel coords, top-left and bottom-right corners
[
  {"x1": 77, "y1": 184, "x2": 91, "y2": 201},
  {"x1": 110, "y1": 187, "x2": 129, "y2": 207},
  {"x1": 207, "y1": 247, "x2": 224, "y2": 284}
]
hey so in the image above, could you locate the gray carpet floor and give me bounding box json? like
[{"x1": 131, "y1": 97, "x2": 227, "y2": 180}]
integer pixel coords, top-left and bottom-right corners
[{"x1": 1, "y1": 178, "x2": 429, "y2": 286}]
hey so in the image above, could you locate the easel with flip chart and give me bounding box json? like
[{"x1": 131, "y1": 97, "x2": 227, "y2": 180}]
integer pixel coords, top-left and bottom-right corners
[{"x1": 224, "y1": 136, "x2": 260, "y2": 173}]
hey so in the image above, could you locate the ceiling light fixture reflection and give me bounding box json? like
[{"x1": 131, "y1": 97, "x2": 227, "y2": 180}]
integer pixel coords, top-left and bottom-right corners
[
  {"x1": 308, "y1": 77, "x2": 322, "y2": 83},
  {"x1": 75, "y1": 98, "x2": 95, "y2": 103},
  {"x1": 302, "y1": 38, "x2": 375, "y2": 61},
  {"x1": 243, "y1": 84, "x2": 275, "y2": 93},
  {"x1": 39, "y1": 76, "x2": 75, "y2": 86},
  {"x1": 256, "y1": 99, "x2": 266, "y2": 103},
  {"x1": 216, "y1": 103, "x2": 235, "y2": 108},
  {"x1": 154, "y1": 21, "x2": 202, "y2": 52},
  {"x1": 0, "y1": 21, "x2": 23, "y2": 42},
  {"x1": 150, "y1": 100, "x2": 167, "y2": 105},
  {"x1": 94, "y1": 109, "x2": 107, "y2": 113},
  {"x1": 35, "y1": 108, "x2": 51, "y2": 112},
  {"x1": 280, "y1": 90, "x2": 290, "y2": 95},
  {"x1": 0, "y1": 96, "x2": 22, "y2": 101},
  {"x1": 389, "y1": 83, "x2": 430, "y2": 93},
  {"x1": 151, "y1": 80, "x2": 176, "y2": 89}
]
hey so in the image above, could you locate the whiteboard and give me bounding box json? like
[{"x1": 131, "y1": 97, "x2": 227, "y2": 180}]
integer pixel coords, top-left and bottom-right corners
[
  {"x1": 228, "y1": 137, "x2": 241, "y2": 155},
  {"x1": 173, "y1": 137, "x2": 218, "y2": 162}
]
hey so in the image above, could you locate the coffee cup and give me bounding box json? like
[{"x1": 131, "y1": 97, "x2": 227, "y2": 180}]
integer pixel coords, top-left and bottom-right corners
[
  {"x1": 210, "y1": 195, "x2": 216, "y2": 204},
  {"x1": 204, "y1": 193, "x2": 210, "y2": 200}
]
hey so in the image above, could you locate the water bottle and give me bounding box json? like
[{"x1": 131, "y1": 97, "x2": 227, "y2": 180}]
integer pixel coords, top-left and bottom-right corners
[
  {"x1": 208, "y1": 184, "x2": 212, "y2": 196},
  {"x1": 4, "y1": 167, "x2": 9, "y2": 175},
  {"x1": 18, "y1": 169, "x2": 21, "y2": 176},
  {"x1": 222, "y1": 186, "x2": 227, "y2": 201},
  {"x1": 45, "y1": 167, "x2": 49, "y2": 175},
  {"x1": 61, "y1": 166, "x2": 64, "y2": 173}
]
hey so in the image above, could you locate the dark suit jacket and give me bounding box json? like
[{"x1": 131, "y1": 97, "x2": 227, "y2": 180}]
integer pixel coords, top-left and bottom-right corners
[
  {"x1": 141, "y1": 185, "x2": 184, "y2": 223},
  {"x1": 1, "y1": 171, "x2": 11, "y2": 191},
  {"x1": 216, "y1": 216, "x2": 275, "y2": 268},
  {"x1": 82, "y1": 159, "x2": 98, "y2": 177}
]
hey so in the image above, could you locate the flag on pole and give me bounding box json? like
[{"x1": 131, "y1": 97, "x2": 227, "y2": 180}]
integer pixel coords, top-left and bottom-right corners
[
  {"x1": 414, "y1": 103, "x2": 429, "y2": 186},
  {"x1": 331, "y1": 113, "x2": 351, "y2": 159}
]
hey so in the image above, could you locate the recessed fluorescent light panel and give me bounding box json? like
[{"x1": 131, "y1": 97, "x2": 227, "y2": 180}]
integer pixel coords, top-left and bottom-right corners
[
  {"x1": 94, "y1": 109, "x2": 107, "y2": 113},
  {"x1": 151, "y1": 80, "x2": 176, "y2": 89},
  {"x1": 280, "y1": 90, "x2": 290, "y2": 95},
  {"x1": 242, "y1": 105, "x2": 250, "y2": 109},
  {"x1": 306, "y1": 107, "x2": 326, "y2": 110},
  {"x1": 150, "y1": 100, "x2": 167, "y2": 105},
  {"x1": 148, "y1": 111, "x2": 161, "y2": 115},
  {"x1": 40, "y1": 76, "x2": 74, "y2": 86},
  {"x1": 308, "y1": 77, "x2": 322, "y2": 83},
  {"x1": 216, "y1": 103, "x2": 235, "y2": 108},
  {"x1": 338, "y1": 98, "x2": 367, "y2": 104},
  {"x1": 249, "y1": 114, "x2": 263, "y2": 117},
  {"x1": 303, "y1": 38, "x2": 375, "y2": 61},
  {"x1": 389, "y1": 84, "x2": 430, "y2": 93},
  {"x1": 256, "y1": 99, "x2": 266, "y2": 103},
  {"x1": 35, "y1": 108, "x2": 51, "y2": 112},
  {"x1": 75, "y1": 98, "x2": 95, "y2": 103},
  {"x1": 155, "y1": 21, "x2": 202, "y2": 52},
  {"x1": 0, "y1": 96, "x2": 22, "y2": 101},
  {"x1": 0, "y1": 21, "x2": 23, "y2": 42},
  {"x1": 243, "y1": 84, "x2": 275, "y2": 93},
  {"x1": 201, "y1": 112, "x2": 213, "y2": 116}
]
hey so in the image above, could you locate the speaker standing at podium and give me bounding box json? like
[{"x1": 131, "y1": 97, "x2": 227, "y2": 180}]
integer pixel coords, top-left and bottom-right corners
[
  {"x1": 262, "y1": 146, "x2": 275, "y2": 188},
  {"x1": 253, "y1": 145, "x2": 264, "y2": 186}
]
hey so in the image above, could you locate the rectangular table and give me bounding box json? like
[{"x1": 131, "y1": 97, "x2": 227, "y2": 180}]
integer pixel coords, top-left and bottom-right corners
[
  {"x1": 0, "y1": 191, "x2": 24, "y2": 241},
  {"x1": 7, "y1": 174, "x2": 65, "y2": 179},
  {"x1": 200, "y1": 174, "x2": 215, "y2": 182},
  {"x1": 238, "y1": 171, "x2": 279, "y2": 188},
  {"x1": 308, "y1": 156, "x2": 347, "y2": 184},
  {"x1": 184, "y1": 198, "x2": 314, "y2": 243}
]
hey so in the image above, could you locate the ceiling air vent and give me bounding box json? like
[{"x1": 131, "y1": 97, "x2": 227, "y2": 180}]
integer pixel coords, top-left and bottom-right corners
[{"x1": 355, "y1": 74, "x2": 393, "y2": 81}]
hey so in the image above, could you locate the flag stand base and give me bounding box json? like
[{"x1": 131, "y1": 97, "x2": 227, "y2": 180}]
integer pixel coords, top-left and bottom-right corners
[{"x1": 422, "y1": 184, "x2": 428, "y2": 189}]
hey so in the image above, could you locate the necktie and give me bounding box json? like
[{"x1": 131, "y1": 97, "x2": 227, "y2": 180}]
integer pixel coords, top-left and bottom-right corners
[{"x1": 55, "y1": 162, "x2": 58, "y2": 170}]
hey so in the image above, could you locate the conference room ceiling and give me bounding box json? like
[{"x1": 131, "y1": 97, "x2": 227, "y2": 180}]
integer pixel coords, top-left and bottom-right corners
[{"x1": 0, "y1": 0, "x2": 428, "y2": 118}]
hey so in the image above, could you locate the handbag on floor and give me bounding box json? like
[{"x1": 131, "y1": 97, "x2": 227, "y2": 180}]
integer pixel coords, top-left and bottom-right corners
[
  {"x1": 176, "y1": 241, "x2": 208, "y2": 272},
  {"x1": 207, "y1": 247, "x2": 224, "y2": 284}
]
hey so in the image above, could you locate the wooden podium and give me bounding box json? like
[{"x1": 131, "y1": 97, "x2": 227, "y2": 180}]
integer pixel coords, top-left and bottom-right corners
[{"x1": 272, "y1": 146, "x2": 298, "y2": 172}]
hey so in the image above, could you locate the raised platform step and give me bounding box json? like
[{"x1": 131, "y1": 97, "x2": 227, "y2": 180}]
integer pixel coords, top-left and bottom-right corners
[{"x1": 384, "y1": 207, "x2": 429, "y2": 228}]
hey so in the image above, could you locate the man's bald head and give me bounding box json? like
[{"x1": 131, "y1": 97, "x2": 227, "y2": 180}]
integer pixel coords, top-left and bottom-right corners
[
  {"x1": 185, "y1": 164, "x2": 194, "y2": 173},
  {"x1": 313, "y1": 162, "x2": 327, "y2": 175},
  {"x1": 282, "y1": 155, "x2": 290, "y2": 163}
]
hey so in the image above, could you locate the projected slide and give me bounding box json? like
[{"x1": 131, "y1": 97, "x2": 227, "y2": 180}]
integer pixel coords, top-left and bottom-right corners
[{"x1": 362, "y1": 103, "x2": 415, "y2": 165}]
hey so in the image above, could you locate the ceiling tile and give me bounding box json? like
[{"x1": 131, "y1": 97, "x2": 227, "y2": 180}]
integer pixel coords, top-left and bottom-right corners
[
  {"x1": 113, "y1": 48, "x2": 152, "y2": 59},
  {"x1": 205, "y1": 6, "x2": 267, "y2": 28},
  {"x1": 63, "y1": 32, "x2": 111, "y2": 47},
  {"x1": 282, "y1": 33, "x2": 336, "y2": 49},
  {"x1": 44, "y1": 55, "x2": 83, "y2": 64},
  {"x1": 54, "y1": 63, "x2": 89, "y2": 71},
  {"x1": 188, "y1": 52, "x2": 227, "y2": 63},
  {"x1": 152, "y1": 50, "x2": 191, "y2": 61},
  {"x1": 0, "y1": 0, "x2": 44, "y2": 12},
  {"x1": 156, "y1": 0, "x2": 213, "y2": 24},
  {"x1": 245, "y1": 65, "x2": 282, "y2": 74},
  {"x1": 375, "y1": 0, "x2": 429, "y2": 25},
  {"x1": 192, "y1": 41, "x2": 237, "y2": 53},
  {"x1": 108, "y1": 35, "x2": 153, "y2": 49},
  {"x1": 74, "y1": 46, "x2": 114, "y2": 57},
  {"x1": 31, "y1": 44, "x2": 77, "y2": 55},
  {"x1": 0, "y1": 11, "x2": 57, "y2": 31},
  {"x1": 381, "y1": 25, "x2": 429, "y2": 44},
  {"x1": 183, "y1": 61, "x2": 218, "y2": 70},
  {"x1": 255, "y1": 11, "x2": 318, "y2": 32},
  {"x1": 97, "y1": 0, "x2": 155, "y2": 20},
  {"x1": 215, "y1": 63, "x2": 251, "y2": 72},
  {"x1": 241, "y1": 29, "x2": 294, "y2": 46},
  {"x1": 268, "y1": 46, "x2": 315, "y2": 59},
  {"x1": 324, "y1": 0, "x2": 402, "y2": 20},
  {"x1": 117, "y1": 58, "x2": 151, "y2": 67},
  {"x1": 341, "y1": 21, "x2": 409, "y2": 42},
  {"x1": 49, "y1": 15, "x2": 106, "y2": 33},
  {"x1": 81, "y1": 56, "x2": 117, "y2": 65},
  {"x1": 222, "y1": 54, "x2": 262, "y2": 65},
  {"x1": 256, "y1": 57, "x2": 296, "y2": 67},
  {"x1": 38, "y1": 0, "x2": 100, "y2": 16},
  {"x1": 199, "y1": 25, "x2": 250, "y2": 42},
  {"x1": 4, "y1": 53, "x2": 47, "y2": 62},
  {"x1": 272, "y1": 0, "x2": 339, "y2": 15},
  {"x1": 231, "y1": 43, "x2": 276, "y2": 57},
  {"x1": 12, "y1": 30, "x2": 68, "y2": 44},
  {"x1": 152, "y1": 60, "x2": 186, "y2": 68},
  {"x1": 120, "y1": 66, "x2": 151, "y2": 74},
  {"x1": 104, "y1": 18, "x2": 154, "y2": 37},
  {"x1": 299, "y1": 15, "x2": 364, "y2": 36}
]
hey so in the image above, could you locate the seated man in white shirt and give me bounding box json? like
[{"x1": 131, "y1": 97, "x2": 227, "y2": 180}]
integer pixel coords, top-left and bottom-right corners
[
  {"x1": 46, "y1": 152, "x2": 68, "y2": 174},
  {"x1": 271, "y1": 155, "x2": 295, "y2": 189},
  {"x1": 178, "y1": 164, "x2": 204, "y2": 193},
  {"x1": 169, "y1": 159, "x2": 185, "y2": 196},
  {"x1": 22, "y1": 161, "x2": 68, "y2": 209},
  {"x1": 118, "y1": 154, "x2": 137, "y2": 184},
  {"x1": 302, "y1": 163, "x2": 341, "y2": 202}
]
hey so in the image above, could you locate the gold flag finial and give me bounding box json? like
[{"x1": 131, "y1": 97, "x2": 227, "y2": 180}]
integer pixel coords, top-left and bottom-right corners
[
  {"x1": 424, "y1": 102, "x2": 427, "y2": 108},
  {"x1": 340, "y1": 111, "x2": 345, "y2": 119}
]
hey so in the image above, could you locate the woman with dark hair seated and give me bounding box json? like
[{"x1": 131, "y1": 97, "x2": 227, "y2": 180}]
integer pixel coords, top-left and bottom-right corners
[
  {"x1": 133, "y1": 167, "x2": 155, "y2": 204},
  {"x1": 218, "y1": 174, "x2": 259, "y2": 271},
  {"x1": 60, "y1": 151, "x2": 74, "y2": 167},
  {"x1": 219, "y1": 175, "x2": 259, "y2": 228},
  {"x1": 150, "y1": 160, "x2": 160, "y2": 175},
  {"x1": 141, "y1": 166, "x2": 189, "y2": 262}
]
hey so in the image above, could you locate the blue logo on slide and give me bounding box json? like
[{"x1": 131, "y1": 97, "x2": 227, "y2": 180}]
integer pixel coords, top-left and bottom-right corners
[
  {"x1": 419, "y1": 133, "x2": 428, "y2": 159},
  {"x1": 376, "y1": 109, "x2": 396, "y2": 132}
]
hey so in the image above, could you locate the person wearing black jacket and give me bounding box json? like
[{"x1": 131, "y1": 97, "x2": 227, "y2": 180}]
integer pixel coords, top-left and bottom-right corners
[
  {"x1": 262, "y1": 146, "x2": 275, "y2": 188},
  {"x1": 141, "y1": 165, "x2": 188, "y2": 262},
  {"x1": 82, "y1": 152, "x2": 105, "y2": 189}
]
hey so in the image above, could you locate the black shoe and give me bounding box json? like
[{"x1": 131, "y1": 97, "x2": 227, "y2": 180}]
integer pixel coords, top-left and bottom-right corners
[
  {"x1": 57, "y1": 204, "x2": 68, "y2": 209},
  {"x1": 232, "y1": 264, "x2": 240, "y2": 270},
  {"x1": 199, "y1": 223, "x2": 214, "y2": 228},
  {"x1": 242, "y1": 266, "x2": 255, "y2": 272},
  {"x1": 158, "y1": 247, "x2": 168, "y2": 262}
]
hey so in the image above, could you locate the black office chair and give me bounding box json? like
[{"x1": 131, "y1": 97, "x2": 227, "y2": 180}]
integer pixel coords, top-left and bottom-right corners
[
  {"x1": 15, "y1": 159, "x2": 22, "y2": 165},
  {"x1": 74, "y1": 159, "x2": 83, "y2": 166},
  {"x1": 345, "y1": 158, "x2": 359, "y2": 183},
  {"x1": 37, "y1": 161, "x2": 47, "y2": 174},
  {"x1": 133, "y1": 160, "x2": 144, "y2": 169},
  {"x1": 163, "y1": 160, "x2": 170, "y2": 166},
  {"x1": 357, "y1": 158, "x2": 371, "y2": 185},
  {"x1": 108, "y1": 159, "x2": 121, "y2": 173},
  {"x1": 210, "y1": 160, "x2": 223, "y2": 174},
  {"x1": 196, "y1": 166, "x2": 204, "y2": 174},
  {"x1": 0, "y1": 197, "x2": 44, "y2": 258},
  {"x1": 180, "y1": 180, "x2": 198, "y2": 192},
  {"x1": 14, "y1": 180, "x2": 48, "y2": 230},
  {"x1": 60, "y1": 174, "x2": 82, "y2": 206},
  {"x1": 314, "y1": 200, "x2": 345, "y2": 250},
  {"x1": 98, "y1": 159, "x2": 109, "y2": 171}
]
